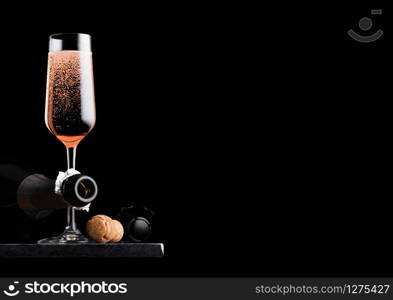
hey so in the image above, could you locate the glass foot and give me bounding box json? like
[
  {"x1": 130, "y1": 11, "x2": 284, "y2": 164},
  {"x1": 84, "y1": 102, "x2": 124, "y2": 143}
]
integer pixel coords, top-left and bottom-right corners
[{"x1": 38, "y1": 227, "x2": 90, "y2": 244}]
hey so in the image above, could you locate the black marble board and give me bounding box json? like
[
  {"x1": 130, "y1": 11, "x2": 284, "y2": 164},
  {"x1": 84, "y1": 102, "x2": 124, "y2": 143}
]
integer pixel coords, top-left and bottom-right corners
[{"x1": 0, "y1": 243, "x2": 164, "y2": 258}]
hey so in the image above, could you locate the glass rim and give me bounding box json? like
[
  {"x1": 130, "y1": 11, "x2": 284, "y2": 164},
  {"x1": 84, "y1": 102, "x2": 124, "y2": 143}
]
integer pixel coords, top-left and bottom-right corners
[
  {"x1": 49, "y1": 32, "x2": 91, "y2": 40},
  {"x1": 49, "y1": 33, "x2": 92, "y2": 52}
]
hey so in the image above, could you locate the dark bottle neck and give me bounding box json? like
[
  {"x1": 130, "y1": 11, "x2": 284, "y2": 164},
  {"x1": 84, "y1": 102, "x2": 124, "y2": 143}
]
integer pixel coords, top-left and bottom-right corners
[{"x1": 62, "y1": 174, "x2": 98, "y2": 207}]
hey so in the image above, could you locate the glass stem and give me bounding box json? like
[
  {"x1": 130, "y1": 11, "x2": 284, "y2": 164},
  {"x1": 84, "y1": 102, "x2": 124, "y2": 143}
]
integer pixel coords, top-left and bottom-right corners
[
  {"x1": 66, "y1": 146, "x2": 77, "y2": 231},
  {"x1": 66, "y1": 146, "x2": 77, "y2": 170}
]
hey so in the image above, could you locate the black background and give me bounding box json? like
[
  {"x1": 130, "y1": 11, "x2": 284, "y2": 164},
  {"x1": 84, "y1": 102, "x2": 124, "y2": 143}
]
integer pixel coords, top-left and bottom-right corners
[{"x1": 0, "y1": 2, "x2": 391, "y2": 277}]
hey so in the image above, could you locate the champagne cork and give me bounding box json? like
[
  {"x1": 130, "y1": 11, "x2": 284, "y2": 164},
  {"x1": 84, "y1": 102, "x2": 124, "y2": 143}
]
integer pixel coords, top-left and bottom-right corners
[{"x1": 86, "y1": 215, "x2": 124, "y2": 243}]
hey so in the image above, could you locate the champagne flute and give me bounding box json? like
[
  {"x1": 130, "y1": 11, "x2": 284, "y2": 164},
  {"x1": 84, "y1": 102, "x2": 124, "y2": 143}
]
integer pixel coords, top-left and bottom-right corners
[{"x1": 40, "y1": 33, "x2": 96, "y2": 243}]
